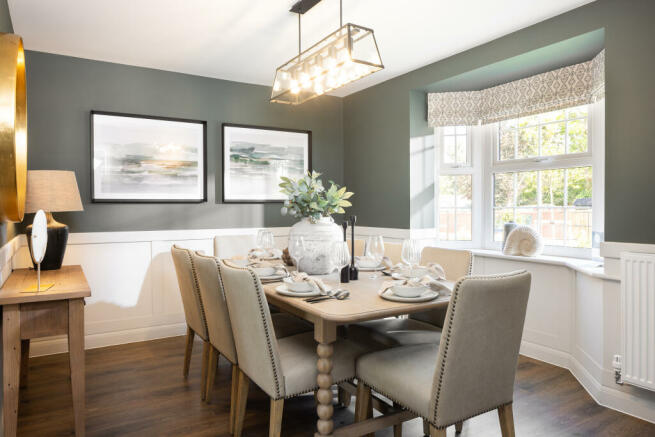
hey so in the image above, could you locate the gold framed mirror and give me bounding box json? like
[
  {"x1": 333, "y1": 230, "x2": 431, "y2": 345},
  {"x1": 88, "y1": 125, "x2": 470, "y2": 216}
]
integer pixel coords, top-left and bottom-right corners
[{"x1": 0, "y1": 32, "x2": 27, "y2": 223}]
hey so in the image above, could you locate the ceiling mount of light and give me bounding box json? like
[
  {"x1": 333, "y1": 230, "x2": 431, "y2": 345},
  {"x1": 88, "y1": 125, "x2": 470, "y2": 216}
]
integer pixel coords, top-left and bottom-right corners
[{"x1": 270, "y1": 0, "x2": 384, "y2": 105}]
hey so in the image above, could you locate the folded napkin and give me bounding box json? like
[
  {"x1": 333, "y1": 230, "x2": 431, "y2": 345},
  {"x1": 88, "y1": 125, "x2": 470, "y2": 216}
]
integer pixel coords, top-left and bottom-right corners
[
  {"x1": 248, "y1": 248, "x2": 283, "y2": 261},
  {"x1": 289, "y1": 272, "x2": 330, "y2": 293},
  {"x1": 379, "y1": 277, "x2": 449, "y2": 296},
  {"x1": 382, "y1": 257, "x2": 446, "y2": 280}
]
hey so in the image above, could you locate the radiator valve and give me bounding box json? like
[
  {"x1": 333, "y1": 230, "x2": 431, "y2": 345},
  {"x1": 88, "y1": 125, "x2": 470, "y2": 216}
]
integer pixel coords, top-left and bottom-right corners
[{"x1": 612, "y1": 355, "x2": 623, "y2": 385}]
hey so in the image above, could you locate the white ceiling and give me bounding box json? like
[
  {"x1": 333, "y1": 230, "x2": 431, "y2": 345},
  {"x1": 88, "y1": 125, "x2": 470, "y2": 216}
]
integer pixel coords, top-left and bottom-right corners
[{"x1": 8, "y1": 0, "x2": 596, "y2": 97}]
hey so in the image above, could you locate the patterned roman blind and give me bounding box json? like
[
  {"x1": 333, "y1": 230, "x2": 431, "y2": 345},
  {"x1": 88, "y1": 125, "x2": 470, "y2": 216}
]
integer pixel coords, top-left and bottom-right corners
[{"x1": 427, "y1": 49, "x2": 605, "y2": 127}]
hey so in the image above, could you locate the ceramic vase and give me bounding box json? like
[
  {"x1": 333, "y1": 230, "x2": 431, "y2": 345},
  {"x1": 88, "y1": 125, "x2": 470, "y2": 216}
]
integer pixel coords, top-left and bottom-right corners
[{"x1": 289, "y1": 217, "x2": 342, "y2": 274}]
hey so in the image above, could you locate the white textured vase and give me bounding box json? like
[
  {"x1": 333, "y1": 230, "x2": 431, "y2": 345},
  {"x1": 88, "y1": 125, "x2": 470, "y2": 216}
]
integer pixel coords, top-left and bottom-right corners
[{"x1": 289, "y1": 217, "x2": 342, "y2": 274}]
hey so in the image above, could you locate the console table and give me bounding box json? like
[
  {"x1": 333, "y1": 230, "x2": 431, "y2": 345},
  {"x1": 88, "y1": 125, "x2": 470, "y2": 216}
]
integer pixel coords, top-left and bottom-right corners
[{"x1": 0, "y1": 265, "x2": 91, "y2": 437}]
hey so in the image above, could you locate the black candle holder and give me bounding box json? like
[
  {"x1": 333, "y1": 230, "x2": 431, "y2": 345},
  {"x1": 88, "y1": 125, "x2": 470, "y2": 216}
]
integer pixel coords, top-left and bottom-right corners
[
  {"x1": 349, "y1": 215, "x2": 359, "y2": 280},
  {"x1": 340, "y1": 221, "x2": 350, "y2": 283}
]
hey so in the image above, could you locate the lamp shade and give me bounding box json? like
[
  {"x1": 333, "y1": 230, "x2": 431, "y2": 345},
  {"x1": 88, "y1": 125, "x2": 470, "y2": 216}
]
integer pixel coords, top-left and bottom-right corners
[{"x1": 25, "y1": 170, "x2": 83, "y2": 213}]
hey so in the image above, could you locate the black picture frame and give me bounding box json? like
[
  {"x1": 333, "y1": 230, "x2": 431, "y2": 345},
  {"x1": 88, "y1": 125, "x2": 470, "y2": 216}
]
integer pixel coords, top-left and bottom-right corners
[
  {"x1": 90, "y1": 110, "x2": 207, "y2": 203},
  {"x1": 221, "y1": 123, "x2": 312, "y2": 204}
]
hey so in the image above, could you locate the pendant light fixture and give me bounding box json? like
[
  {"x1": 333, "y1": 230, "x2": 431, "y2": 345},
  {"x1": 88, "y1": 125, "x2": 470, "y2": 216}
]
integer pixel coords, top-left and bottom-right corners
[{"x1": 270, "y1": 0, "x2": 384, "y2": 105}]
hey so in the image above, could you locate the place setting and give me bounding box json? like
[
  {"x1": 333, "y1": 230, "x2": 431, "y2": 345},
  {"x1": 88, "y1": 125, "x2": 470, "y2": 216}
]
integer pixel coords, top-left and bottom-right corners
[{"x1": 378, "y1": 239, "x2": 452, "y2": 303}]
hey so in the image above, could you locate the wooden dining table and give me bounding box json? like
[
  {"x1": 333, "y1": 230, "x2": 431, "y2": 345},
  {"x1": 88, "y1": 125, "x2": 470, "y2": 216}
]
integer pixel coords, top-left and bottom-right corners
[{"x1": 262, "y1": 272, "x2": 453, "y2": 437}]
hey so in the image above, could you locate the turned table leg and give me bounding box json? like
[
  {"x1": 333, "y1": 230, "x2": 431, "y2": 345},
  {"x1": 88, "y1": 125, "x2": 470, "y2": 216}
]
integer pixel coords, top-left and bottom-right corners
[{"x1": 314, "y1": 320, "x2": 337, "y2": 437}]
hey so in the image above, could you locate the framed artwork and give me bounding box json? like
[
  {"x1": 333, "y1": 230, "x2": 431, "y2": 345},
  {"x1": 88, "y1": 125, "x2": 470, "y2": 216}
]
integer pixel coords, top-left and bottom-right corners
[
  {"x1": 222, "y1": 123, "x2": 311, "y2": 203},
  {"x1": 91, "y1": 111, "x2": 207, "y2": 203}
]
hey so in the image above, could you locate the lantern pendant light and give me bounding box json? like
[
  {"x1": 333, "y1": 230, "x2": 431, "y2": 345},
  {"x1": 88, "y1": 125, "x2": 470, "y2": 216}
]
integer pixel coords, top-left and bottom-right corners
[{"x1": 270, "y1": 0, "x2": 384, "y2": 105}]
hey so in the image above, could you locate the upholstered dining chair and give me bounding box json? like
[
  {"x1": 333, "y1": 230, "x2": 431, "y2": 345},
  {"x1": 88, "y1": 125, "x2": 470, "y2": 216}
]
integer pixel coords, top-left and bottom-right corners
[
  {"x1": 191, "y1": 253, "x2": 312, "y2": 429},
  {"x1": 220, "y1": 262, "x2": 376, "y2": 437},
  {"x1": 354, "y1": 270, "x2": 531, "y2": 437},
  {"x1": 171, "y1": 245, "x2": 211, "y2": 399},
  {"x1": 348, "y1": 247, "x2": 472, "y2": 347},
  {"x1": 214, "y1": 234, "x2": 257, "y2": 259}
]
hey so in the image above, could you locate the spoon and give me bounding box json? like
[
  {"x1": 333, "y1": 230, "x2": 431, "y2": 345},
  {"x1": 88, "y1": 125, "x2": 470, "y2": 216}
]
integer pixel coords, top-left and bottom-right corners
[{"x1": 306, "y1": 290, "x2": 350, "y2": 303}]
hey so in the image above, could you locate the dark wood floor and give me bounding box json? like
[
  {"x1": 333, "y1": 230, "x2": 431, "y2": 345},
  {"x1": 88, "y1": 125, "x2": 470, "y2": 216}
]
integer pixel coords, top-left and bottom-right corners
[{"x1": 17, "y1": 336, "x2": 655, "y2": 436}]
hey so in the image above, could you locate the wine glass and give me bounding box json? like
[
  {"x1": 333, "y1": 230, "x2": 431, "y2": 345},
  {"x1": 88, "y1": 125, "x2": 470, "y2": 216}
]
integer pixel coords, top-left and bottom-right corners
[
  {"x1": 365, "y1": 236, "x2": 385, "y2": 278},
  {"x1": 288, "y1": 235, "x2": 305, "y2": 272},
  {"x1": 331, "y1": 241, "x2": 351, "y2": 284},
  {"x1": 401, "y1": 239, "x2": 421, "y2": 272},
  {"x1": 256, "y1": 229, "x2": 266, "y2": 249},
  {"x1": 261, "y1": 231, "x2": 275, "y2": 252}
]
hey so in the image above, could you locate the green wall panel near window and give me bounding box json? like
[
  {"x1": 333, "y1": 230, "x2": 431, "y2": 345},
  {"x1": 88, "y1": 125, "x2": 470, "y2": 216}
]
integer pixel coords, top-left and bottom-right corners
[{"x1": 344, "y1": 0, "x2": 655, "y2": 244}]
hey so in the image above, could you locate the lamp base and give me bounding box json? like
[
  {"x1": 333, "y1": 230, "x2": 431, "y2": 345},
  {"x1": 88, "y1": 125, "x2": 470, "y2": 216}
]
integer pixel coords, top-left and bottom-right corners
[{"x1": 26, "y1": 212, "x2": 69, "y2": 270}]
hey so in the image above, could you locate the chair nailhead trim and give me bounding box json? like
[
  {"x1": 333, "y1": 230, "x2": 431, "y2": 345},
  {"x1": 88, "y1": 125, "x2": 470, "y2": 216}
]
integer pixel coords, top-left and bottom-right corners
[
  {"x1": 183, "y1": 248, "x2": 209, "y2": 339},
  {"x1": 432, "y1": 270, "x2": 525, "y2": 426}
]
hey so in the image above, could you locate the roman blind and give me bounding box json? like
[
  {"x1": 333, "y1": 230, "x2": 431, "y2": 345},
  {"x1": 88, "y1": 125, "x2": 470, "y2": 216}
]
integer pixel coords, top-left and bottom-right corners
[{"x1": 427, "y1": 50, "x2": 605, "y2": 127}]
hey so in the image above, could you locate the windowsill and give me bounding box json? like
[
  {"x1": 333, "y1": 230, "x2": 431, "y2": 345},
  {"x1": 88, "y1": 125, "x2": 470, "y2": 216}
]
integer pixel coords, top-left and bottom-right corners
[{"x1": 470, "y1": 248, "x2": 618, "y2": 281}]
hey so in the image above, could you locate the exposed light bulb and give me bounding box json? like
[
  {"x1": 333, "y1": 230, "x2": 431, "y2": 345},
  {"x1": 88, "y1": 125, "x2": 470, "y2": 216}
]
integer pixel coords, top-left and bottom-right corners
[
  {"x1": 314, "y1": 82, "x2": 324, "y2": 95},
  {"x1": 290, "y1": 79, "x2": 300, "y2": 94}
]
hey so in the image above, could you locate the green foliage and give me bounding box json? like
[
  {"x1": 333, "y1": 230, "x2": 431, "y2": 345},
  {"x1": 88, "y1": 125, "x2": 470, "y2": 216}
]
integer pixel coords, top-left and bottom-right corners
[{"x1": 278, "y1": 171, "x2": 354, "y2": 223}]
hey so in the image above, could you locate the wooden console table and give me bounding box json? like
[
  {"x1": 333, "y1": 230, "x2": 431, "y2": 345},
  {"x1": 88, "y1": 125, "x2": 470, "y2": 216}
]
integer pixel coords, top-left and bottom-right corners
[{"x1": 0, "y1": 265, "x2": 91, "y2": 437}]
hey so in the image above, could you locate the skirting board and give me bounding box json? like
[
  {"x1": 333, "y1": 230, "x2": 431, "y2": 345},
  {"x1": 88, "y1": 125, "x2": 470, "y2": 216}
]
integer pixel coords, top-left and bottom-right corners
[
  {"x1": 521, "y1": 340, "x2": 655, "y2": 424},
  {"x1": 28, "y1": 322, "x2": 188, "y2": 357}
]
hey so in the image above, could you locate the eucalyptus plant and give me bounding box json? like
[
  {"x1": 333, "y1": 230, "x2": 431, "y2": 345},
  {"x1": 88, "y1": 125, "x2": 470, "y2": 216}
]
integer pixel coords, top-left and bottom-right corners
[{"x1": 279, "y1": 171, "x2": 353, "y2": 223}]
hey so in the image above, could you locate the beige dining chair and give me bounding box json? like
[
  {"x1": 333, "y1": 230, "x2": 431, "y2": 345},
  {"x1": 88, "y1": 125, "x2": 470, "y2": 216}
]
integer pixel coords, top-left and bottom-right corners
[
  {"x1": 214, "y1": 234, "x2": 257, "y2": 259},
  {"x1": 354, "y1": 270, "x2": 531, "y2": 437},
  {"x1": 219, "y1": 262, "x2": 376, "y2": 437},
  {"x1": 192, "y1": 253, "x2": 312, "y2": 428},
  {"x1": 349, "y1": 247, "x2": 473, "y2": 347},
  {"x1": 171, "y1": 245, "x2": 211, "y2": 399}
]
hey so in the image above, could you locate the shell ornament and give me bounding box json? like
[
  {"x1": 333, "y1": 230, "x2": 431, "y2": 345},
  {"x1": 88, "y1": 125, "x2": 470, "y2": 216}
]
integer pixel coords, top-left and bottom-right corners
[{"x1": 502, "y1": 225, "x2": 544, "y2": 257}]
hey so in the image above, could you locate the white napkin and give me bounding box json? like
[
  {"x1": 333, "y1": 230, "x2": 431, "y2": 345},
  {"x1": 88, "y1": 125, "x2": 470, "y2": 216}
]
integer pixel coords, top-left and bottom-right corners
[
  {"x1": 248, "y1": 248, "x2": 283, "y2": 261},
  {"x1": 379, "y1": 276, "x2": 448, "y2": 296},
  {"x1": 382, "y1": 257, "x2": 446, "y2": 280},
  {"x1": 288, "y1": 272, "x2": 330, "y2": 293}
]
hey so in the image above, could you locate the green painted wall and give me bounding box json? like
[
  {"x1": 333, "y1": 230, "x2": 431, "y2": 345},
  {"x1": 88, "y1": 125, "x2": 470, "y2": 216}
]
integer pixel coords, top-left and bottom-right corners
[
  {"x1": 23, "y1": 51, "x2": 343, "y2": 232},
  {"x1": 344, "y1": 0, "x2": 655, "y2": 244}
]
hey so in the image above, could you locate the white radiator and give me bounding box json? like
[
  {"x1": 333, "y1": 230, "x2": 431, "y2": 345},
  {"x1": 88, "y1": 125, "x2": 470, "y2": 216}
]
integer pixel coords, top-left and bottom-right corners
[{"x1": 620, "y1": 252, "x2": 655, "y2": 391}]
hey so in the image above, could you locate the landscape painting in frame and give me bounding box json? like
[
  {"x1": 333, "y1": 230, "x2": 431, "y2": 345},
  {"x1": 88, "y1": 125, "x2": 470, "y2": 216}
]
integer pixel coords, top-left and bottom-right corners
[
  {"x1": 222, "y1": 124, "x2": 311, "y2": 203},
  {"x1": 91, "y1": 111, "x2": 206, "y2": 202}
]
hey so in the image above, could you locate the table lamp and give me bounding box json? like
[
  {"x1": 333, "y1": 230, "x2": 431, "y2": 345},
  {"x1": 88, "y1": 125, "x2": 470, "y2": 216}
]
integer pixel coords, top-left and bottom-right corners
[{"x1": 25, "y1": 170, "x2": 83, "y2": 270}]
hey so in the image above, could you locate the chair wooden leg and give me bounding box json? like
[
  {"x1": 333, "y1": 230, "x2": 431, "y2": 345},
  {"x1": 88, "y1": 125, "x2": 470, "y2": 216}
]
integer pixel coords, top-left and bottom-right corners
[
  {"x1": 429, "y1": 425, "x2": 447, "y2": 437},
  {"x1": 269, "y1": 398, "x2": 284, "y2": 437},
  {"x1": 391, "y1": 402, "x2": 403, "y2": 437},
  {"x1": 455, "y1": 421, "x2": 463, "y2": 433},
  {"x1": 338, "y1": 385, "x2": 351, "y2": 408},
  {"x1": 354, "y1": 383, "x2": 373, "y2": 437},
  {"x1": 233, "y1": 368, "x2": 251, "y2": 437},
  {"x1": 183, "y1": 326, "x2": 195, "y2": 378},
  {"x1": 205, "y1": 346, "x2": 219, "y2": 403},
  {"x1": 229, "y1": 364, "x2": 238, "y2": 435},
  {"x1": 423, "y1": 420, "x2": 430, "y2": 436},
  {"x1": 498, "y1": 403, "x2": 515, "y2": 437},
  {"x1": 200, "y1": 340, "x2": 210, "y2": 400}
]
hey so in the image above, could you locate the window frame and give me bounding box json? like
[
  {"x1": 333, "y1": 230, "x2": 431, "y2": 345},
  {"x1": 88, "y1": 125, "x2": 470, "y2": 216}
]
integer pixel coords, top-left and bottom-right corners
[
  {"x1": 483, "y1": 108, "x2": 595, "y2": 258},
  {"x1": 434, "y1": 126, "x2": 482, "y2": 248}
]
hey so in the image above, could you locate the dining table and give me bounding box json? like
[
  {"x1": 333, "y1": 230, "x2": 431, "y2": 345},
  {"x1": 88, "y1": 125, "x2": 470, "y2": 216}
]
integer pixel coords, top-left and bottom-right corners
[{"x1": 261, "y1": 270, "x2": 453, "y2": 437}]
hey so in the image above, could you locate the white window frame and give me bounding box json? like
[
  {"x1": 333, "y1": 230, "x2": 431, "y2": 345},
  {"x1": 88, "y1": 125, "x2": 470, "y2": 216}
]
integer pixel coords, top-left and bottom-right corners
[
  {"x1": 434, "y1": 126, "x2": 482, "y2": 248},
  {"x1": 482, "y1": 107, "x2": 596, "y2": 258}
]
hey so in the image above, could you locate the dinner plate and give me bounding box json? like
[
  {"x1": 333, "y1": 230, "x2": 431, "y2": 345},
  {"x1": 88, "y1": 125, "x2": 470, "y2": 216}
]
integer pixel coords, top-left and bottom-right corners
[
  {"x1": 379, "y1": 288, "x2": 440, "y2": 303},
  {"x1": 275, "y1": 284, "x2": 322, "y2": 297},
  {"x1": 259, "y1": 273, "x2": 288, "y2": 282},
  {"x1": 357, "y1": 265, "x2": 386, "y2": 272}
]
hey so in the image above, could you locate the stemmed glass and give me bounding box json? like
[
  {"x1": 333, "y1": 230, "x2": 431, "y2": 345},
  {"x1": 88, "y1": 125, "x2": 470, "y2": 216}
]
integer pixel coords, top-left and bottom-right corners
[
  {"x1": 365, "y1": 235, "x2": 385, "y2": 278},
  {"x1": 256, "y1": 229, "x2": 266, "y2": 249},
  {"x1": 288, "y1": 235, "x2": 306, "y2": 272},
  {"x1": 401, "y1": 239, "x2": 421, "y2": 272},
  {"x1": 331, "y1": 241, "x2": 351, "y2": 284},
  {"x1": 260, "y1": 231, "x2": 275, "y2": 253}
]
